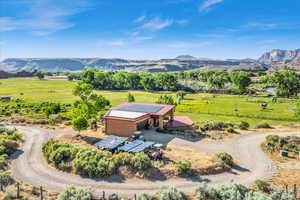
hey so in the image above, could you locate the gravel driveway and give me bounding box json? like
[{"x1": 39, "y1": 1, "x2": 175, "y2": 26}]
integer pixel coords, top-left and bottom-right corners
[{"x1": 10, "y1": 126, "x2": 299, "y2": 196}]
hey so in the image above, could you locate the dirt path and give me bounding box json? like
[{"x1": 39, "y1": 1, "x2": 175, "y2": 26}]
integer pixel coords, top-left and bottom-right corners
[{"x1": 10, "y1": 126, "x2": 299, "y2": 196}]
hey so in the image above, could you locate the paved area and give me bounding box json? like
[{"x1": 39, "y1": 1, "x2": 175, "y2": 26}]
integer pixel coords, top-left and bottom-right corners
[{"x1": 10, "y1": 126, "x2": 299, "y2": 196}]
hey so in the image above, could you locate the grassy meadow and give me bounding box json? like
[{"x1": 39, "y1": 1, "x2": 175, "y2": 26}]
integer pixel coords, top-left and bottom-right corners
[{"x1": 0, "y1": 78, "x2": 299, "y2": 127}]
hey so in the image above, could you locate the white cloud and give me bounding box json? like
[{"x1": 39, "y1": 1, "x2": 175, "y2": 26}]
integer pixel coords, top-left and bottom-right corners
[
  {"x1": 135, "y1": 36, "x2": 153, "y2": 41},
  {"x1": 244, "y1": 22, "x2": 278, "y2": 30},
  {"x1": 141, "y1": 17, "x2": 173, "y2": 31},
  {"x1": 109, "y1": 40, "x2": 125, "y2": 46},
  {"x1": 0, "y1": 0, "x2": 89, "y2": 35},
  {"x1": 134, "y1": 15, "x2": 146, "y2": 23},
  {"x1": 199, "y1": 0, "x2": 224, "y2": 12},
  {"x1": 176, "y1": 19, "x2": 189, "y2": 25}
]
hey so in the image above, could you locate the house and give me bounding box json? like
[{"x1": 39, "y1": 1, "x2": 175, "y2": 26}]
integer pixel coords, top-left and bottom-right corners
[
  {"x1": 103, "y1": 102, "x2": 175, "y2": 136},
  {"x1": 103, "y1": 102, "x2": 194, "y2": 137}
]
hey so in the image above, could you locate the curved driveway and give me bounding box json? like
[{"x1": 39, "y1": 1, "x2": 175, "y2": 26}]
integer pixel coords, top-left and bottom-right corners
[{"x1": 10, "y1": 126, "x2": 299, "y2": 196}]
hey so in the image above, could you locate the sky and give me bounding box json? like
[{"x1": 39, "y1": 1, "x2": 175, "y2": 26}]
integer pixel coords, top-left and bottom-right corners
[{"x1": 1, "y1": 0, "x2": 300, "y2": 60}]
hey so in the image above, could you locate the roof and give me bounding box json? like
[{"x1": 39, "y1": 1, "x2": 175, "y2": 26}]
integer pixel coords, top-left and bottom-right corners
[
  {"x1": 114, "y1": 102, "x2": 175, "y2": 116},
  {"x1": 164, "y1": 116, "x2": 194, "y2": 129},
  {"x1": 104, "y1": 110, "x2": 149, "y2": 121}
]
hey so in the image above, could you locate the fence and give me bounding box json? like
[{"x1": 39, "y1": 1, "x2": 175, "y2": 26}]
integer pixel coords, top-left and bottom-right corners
[{"x1": 9, "y1": 183, "x2": 300, "y2": 200}]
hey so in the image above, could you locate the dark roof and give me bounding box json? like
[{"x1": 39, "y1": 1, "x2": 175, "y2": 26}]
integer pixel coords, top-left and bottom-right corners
[{"x1": 114, "y1": 102, "x2": 175, "y2": 116}]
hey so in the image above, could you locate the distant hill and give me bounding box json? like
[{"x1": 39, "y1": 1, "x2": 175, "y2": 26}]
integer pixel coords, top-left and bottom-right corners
[
  {"x1": 175, "y1": 55, "x2": 197, "y2": 60},
  {"x1": 1, "y1": 49, "x2": 299, "y2": 73}
]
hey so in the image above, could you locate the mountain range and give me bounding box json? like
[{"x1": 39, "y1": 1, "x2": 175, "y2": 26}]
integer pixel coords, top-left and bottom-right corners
[{"x1": 0, "y1": 49, "x2": 299, "y2": 73}]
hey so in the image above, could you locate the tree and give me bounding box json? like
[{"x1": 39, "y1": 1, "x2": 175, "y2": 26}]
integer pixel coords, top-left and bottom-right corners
[
  {"x1": 35, "y1": 70, "x2": 45, "y2": 80},
  {"x1": 156, "y1": 95, "x2": 176, "y2": 105},
  {"x1": 72, "y1": 115, "x2": 88, "y2": 133},
  {"x1": 268, "y1": 70, "x2": 300, "y2": 97},
  {"x1": 127, "y1": 73, "x2": 141, "y2": 89},
  {"x1": 72, "y1": 82, "x2": 110, "y2": 131},
  {"x1": 127, "y1": 93, "x2": 135, "y2": 102},
  {"x1": 176, "y1": 91, "x2": 186, "y2": 104},
  {"x1": 141, "y1": 75, "x2": 157, "y2": 91},
  {"x1": 208, "y1": 72, "x2": 229, "y2": 90},
  {"x1": 230, "y1": 72, "x2": 251, "y2": 92},
  {"x1": 156, "y1": 73, "x2": 178, "y2": 91}
]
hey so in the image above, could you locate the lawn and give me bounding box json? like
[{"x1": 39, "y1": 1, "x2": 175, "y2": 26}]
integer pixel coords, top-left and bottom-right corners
[{"x1": 0, "y1": 78, "x2": 299, "y2": 127}]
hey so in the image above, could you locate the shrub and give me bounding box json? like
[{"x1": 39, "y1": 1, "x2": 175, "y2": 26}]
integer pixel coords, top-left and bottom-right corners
[
  {"x1": 270, "y1": 188, "x2": 296, "y2": 200},
  {"x1": 0, "y1": 139, "x2": 19, "y2": 155},
  {"x1": 175, "y1": 160, "x2": 192, "y2": 175},
  {"x1": 227, "y1": 127, "x2": 236, "y2": 133},
  {"x1": 0, "y1": 171, "x2": 14, "y2": 190},
  {"x1": 265, "y1": 135, "x2": 279, "y2": 146},
  {"x1": 215, "y1": 152, "x2": 234, "y2": 166},
  {"x1": 195, "y1": 183, "x2": 218, "y2": 200},
  {"x1": 73, "y1": 148, "x2": 114, "y2": 177},
  {"x1": 0, "y1": 154, "x2": 8, "y2": 170},
  {"x1": 112, "y1": 152, "x2": 133, "y2": 167},
  {"x1": 48, "y1": 147, "x2": 74, "y2": 167},
  {"x1": 156, "y1": 95, "x2": 177, "y2": 105},
  {"x1": 58, "y1": 186, "x2": 92, "y2": 200},
  {"x1": 137, "y1": 193, "x2": 153, "y2": 200},
  {"x1": 127, "y1": 93, "x2": 135, "y2": 102},
  {"x1": 200, "y1": 121, "x2": 233, "y2": 131},
  {"x1": 253, "y1": 179, "x2": 271, "y2": 193},
  {"x1": 131, "y1": 153, "x2": 152, "y2": 170},
  {"x1": 256, "y1": 122, "x2": 271, "y2": 129},
  {"x1": 45, "y1": 103, "x2": 61, "y2": 117},
  {"x1": 239, "y1": 121, "x2": 250, "y2": 130},
  {"x1": 159, "y1": 186, "x2": 186, "y2": 200}
]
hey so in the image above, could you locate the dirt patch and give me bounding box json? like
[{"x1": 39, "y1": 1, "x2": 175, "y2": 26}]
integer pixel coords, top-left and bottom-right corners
[{"x1": 164, "y1": 144, "x2": 215, "y2": 169}]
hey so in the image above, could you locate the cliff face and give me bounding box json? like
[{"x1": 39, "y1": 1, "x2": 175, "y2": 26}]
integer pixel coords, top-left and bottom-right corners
[
  {"x1": 258, "y1": 49, "x2": 300, "y2": 64},
  {"x1": 0, "y1": 57, "x2": 259, "y2": 73},
  {"x1": 1, "y1": 50, "x2": 300, "y2": 73}
]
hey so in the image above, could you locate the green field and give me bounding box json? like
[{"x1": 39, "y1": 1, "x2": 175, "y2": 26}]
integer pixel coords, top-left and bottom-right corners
[{"x1": 0, "y1": 78, "x2": 299, "y2": 127}]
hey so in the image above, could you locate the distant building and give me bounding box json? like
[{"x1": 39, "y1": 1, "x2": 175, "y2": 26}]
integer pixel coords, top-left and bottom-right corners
[{"x1": 103, "y1": 102, "x2": 194, "y2": 137}]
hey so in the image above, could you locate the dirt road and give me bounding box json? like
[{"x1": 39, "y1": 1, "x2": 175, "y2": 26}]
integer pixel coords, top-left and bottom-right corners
[{"x1": 10, "y1": 126, "x2": 299, "y2": 196}]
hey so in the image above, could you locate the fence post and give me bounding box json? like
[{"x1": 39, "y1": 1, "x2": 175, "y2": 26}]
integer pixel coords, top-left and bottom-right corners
[
  {"x1": 40, "y1": 186, "x2": 43, "y2": 200},
  {"x1": 102, "y1": 191, "x2": 105, "y2": 200},
  {"x1": 293, "y1": 184, "x2": 297, "y2": 199},
  {"x1": 16, "y1": 182, "x2": 20, "y2": 198}
]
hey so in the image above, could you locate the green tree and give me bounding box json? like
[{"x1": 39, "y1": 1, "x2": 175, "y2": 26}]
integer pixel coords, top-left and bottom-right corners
[
  {"x1": 230, "y1": 72, "x2": 252, "y2": 92},
  {"x1": 34, "y1": 70, "x2": 45, "y2": 80},
  {"x1": 268, "y1": 70, "x2": 300, "y2": 97},
  {"x1": 156, "y1": 95, "x2": 176, "y2": 105},
  {"x1": 208, "y1": 72, "x2": 229, "y2": 90},
  {"x1": 72, "y1": 82, "x2": 110, "y2": 131},
  {"x1": 141, "y1": 75, "x2": 157, "y2": 91},
  {"x1": 127, "y1": 73, "x2": 141, "y2": 89},
  {"x1": 72, "y1": 115, "x2": 88, "y2": 133},
  {"x1": 176, "y1": 91, "x2": 186, "y2": 104},
  {"x1": 127, "y1": 93, "x2": 135, "y2": 102},
  {"x1": 156, "y1": 73, "x2": 178, "y2": 91}
]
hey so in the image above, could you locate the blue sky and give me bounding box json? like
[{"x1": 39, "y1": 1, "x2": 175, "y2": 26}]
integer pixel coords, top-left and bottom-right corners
[{"x1": 1, "y1": 0, "x2": 300, "y2": 60}]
